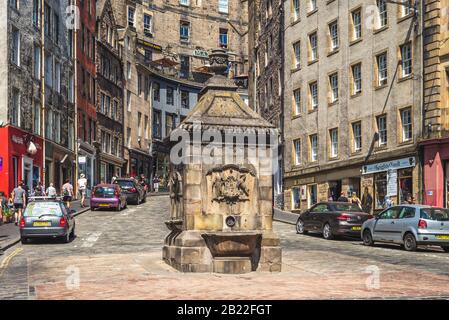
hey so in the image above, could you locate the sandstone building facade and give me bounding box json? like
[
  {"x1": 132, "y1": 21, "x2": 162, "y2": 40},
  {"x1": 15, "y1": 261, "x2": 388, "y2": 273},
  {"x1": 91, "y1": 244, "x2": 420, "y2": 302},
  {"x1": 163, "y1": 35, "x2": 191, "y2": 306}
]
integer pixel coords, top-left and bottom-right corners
[{"x1": 283, "y1": 0, "x2": 423, "y2": 213}]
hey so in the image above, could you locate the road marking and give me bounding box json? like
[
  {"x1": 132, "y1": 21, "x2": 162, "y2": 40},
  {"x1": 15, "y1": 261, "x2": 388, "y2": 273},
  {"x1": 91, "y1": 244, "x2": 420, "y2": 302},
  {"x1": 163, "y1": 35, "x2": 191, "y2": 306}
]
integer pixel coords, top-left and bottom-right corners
[
  {"x1": 0, "y1": 247, "x2": 23, "y2": 278},
  {"x1": 81, "y1": 232, "x2": 102, "y2": 248}
]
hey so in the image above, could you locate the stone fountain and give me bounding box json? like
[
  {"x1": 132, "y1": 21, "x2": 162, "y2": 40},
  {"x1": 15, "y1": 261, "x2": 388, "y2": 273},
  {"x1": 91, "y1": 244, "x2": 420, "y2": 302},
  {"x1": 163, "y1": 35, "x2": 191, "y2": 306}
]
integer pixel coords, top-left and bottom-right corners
[{"x1": 162, "y1": 49, "x2": 282, "y2": 274}]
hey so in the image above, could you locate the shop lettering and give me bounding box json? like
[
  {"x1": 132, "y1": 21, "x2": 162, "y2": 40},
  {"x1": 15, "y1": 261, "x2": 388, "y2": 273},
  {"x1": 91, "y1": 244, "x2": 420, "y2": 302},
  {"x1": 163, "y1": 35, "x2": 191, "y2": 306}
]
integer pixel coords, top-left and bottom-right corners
[
  {"x1": 363, "y1": 157, "x2": 415, "y2": 174},
  {"x1": 12, "y1": 135, "x2": 24, "y2": 145}
]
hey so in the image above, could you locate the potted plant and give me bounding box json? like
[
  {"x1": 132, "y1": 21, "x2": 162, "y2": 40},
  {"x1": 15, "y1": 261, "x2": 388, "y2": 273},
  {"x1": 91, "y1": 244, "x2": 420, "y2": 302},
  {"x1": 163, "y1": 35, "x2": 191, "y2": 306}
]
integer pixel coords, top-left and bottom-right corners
[{"x1": 2, "y1": 208, "x2": 14, "y2": 223}]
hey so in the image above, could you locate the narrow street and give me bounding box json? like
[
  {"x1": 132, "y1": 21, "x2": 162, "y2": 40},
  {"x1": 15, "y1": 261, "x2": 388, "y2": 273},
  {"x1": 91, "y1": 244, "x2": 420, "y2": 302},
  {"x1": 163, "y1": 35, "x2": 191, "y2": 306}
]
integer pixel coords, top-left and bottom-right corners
[{"x1": 1, "y1": 195, "x2": 449, "y2": 300}]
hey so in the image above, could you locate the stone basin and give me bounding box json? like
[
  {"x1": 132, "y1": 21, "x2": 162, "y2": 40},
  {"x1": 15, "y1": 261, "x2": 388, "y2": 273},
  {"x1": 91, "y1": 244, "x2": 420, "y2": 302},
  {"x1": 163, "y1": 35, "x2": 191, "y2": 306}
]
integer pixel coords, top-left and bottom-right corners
[{"x1": 202, "y1": 232, "x2": 262, "y2": 258}]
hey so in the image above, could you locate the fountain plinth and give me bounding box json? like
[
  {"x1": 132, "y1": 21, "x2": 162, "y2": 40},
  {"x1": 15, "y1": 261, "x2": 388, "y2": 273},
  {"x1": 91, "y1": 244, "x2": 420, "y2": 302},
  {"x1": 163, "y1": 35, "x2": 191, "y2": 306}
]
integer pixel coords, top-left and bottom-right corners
[{"x1": 162, "y1": 49, "x2": 282, "y2": 273}]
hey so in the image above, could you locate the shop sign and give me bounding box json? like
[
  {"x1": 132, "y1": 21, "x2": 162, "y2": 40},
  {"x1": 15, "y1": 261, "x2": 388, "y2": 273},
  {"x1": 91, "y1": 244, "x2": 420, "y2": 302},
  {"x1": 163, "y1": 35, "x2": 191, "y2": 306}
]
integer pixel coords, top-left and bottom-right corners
[
  {"x1": 137, "y1": 39, "x2": 162, "y2": 51},
  {"x1": 12, "y1": 135, "x2": 24, "y2": 145},
  {"x1": 193, "y1": 49, "x2": 209, "y2": 58},
  {"x1": 387, "y1": 169, "x2": 397, "y2": 197},
  {"x1": 78, "y1": 156, "x2": 87, "y2": 164},
  {"x1": 294, "y1": 177, "x2": 315, "y2": 185},
  {"x1": 362, "y1": 157, "x2": 415, "y2": 175}
]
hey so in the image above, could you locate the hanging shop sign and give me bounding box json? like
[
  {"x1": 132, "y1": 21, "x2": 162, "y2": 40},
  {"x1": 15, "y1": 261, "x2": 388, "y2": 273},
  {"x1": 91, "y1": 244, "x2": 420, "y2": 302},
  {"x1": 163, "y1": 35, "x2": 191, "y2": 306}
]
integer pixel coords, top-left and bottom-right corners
[
  {"x1": 193, "y1": 49, "x2": 209, "y2": 58},
  {"x1": 362, "y1": 157, "x2": 415, "y2": 175},
  {"x1": 137, "y1": 39, "x2": 163, "y2": 52}
]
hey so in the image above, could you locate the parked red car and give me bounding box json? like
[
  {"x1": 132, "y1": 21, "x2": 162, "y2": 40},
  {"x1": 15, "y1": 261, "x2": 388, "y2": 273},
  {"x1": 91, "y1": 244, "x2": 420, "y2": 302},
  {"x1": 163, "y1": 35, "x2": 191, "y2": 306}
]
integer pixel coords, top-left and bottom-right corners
[{"x1": 90, "y1": 184, "x2": 127, "y2": 211}]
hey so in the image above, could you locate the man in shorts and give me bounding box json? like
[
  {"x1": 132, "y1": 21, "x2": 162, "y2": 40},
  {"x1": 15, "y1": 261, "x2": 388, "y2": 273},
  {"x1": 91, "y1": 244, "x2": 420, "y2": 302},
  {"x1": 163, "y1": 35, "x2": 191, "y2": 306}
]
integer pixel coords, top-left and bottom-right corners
[
  {"x1": 12, "y1": 182, "x2": 26, "y2": 226},
  {"x1": 77, "y1": 174, "x2": 88, "y2": 208},
  {"x1": 62, "y1": 179, "x2": 74, "y2": 209}
]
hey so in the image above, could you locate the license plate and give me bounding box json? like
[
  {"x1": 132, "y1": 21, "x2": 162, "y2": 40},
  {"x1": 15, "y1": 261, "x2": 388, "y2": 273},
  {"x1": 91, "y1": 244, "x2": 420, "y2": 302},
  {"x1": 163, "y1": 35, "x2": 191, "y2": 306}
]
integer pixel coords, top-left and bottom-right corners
[
  {"x1": 99, "y1": 204, "x2": 109, "y2": 207},
  {"x1": 352, "y1": 226, "x2": 362, "y2": 231},
  {"x1": 436, "y1": 235, "x2": 449, "y2": 240},
  {"x1": 33, "y1": 221, "x2": 51, "y2": 227}
]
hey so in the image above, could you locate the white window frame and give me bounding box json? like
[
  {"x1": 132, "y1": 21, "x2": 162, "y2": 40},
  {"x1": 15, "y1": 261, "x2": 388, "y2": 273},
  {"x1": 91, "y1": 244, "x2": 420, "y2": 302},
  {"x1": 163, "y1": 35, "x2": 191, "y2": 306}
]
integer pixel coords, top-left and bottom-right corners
[
  {"x1": 377, "y1": 0, "x2": 388, "y2": 28},
  {"x1": 144, "y1": 14, "x2": 152, "y2": 34},
  {"x1": 293, "y1": 139, "x2": 301, "y2": 166},
  {"x1": 293, "y1": 88, "x2": 301, "y2": 116},
  {"x1": 330, "y1": 128, "x2": 338, "y2": 158},
  {"x1": 401, "y1": 108, "x2": 412, "y2": 142},
  {"x1": 128, "y1": 6, "x2": 135, "y2": 27},
  {"x1": 293, "y1": 41, "x2": 300, "y2": 68},
  {"x1": 329, "y1": 73, "x2": 338, "y2": 103},
  {"x1": 310, "y1": 82, "x2": 318, "y2": 110},
  {"x1": 401, "y1": 43, "x2": 412, "y2": 77},
  {"x1": 309, "y1": 32, "x2": 318, "y2": 62},
  {"x1": 352, "y1": 122, "x2": 362, "y2": 152},
  {"x1": 377, "y1": 53, "x2": 388, "y2": 86},
  {"x1": 218, "y1": 0, "x2": 228, "y2": 14},
  {"x1": 352, "y1": 10, "x2": 362, "y2": 41},
  {"x1": 12, "y1": 28, "x2": 20, "y2": 66},
  {"x1": 293, "y1": 0, "x2": 300, "y2": 21},
  {"x1": 310, "y1": 135, "x2": 318, "y2": 162},
  {"x1": 377, "y1": 115, "x2": 387, "y2": 146},
  {"x1": 329, "y1": 21, "x2": 339, "y2": 51},
  {"x1": 352, "y1": 63, "x2": 362, "y2": 94}
]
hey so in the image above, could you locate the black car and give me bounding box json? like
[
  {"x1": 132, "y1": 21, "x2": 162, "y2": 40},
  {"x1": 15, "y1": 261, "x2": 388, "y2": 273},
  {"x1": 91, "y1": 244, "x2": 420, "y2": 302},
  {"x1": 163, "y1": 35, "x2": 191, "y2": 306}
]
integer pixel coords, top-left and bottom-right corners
[
  {"x1": 113, "y1": 178, "x2": 146, "y2": 205},
  {"x1": 296, "y1": 202, "x2": 372, "y2": 240}
]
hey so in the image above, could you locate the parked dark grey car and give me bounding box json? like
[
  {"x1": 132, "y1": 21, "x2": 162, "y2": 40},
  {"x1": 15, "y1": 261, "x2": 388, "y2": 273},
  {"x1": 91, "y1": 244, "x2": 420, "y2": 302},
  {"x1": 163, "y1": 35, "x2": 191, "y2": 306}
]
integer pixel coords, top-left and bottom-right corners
[
  {"x1": 296, "y1": 202, "x2": 372, "y2": 240},
  {"x1": 113, "y1": 178, "x2": 146, "y2": 205},
  {"x1": 20, "y1": 197, "x2": 76, "y2": 244}
]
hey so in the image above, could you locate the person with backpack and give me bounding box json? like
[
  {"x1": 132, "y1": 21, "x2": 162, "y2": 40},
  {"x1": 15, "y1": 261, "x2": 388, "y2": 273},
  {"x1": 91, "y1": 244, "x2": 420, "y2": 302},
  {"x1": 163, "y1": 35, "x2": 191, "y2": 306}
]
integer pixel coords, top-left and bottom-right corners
[
  {"x1": 77, "y1": 174, "x2": 88, "y2": 208},
  {"x1": 62, "y1": 179, "x2": 74, "y2": 209}
]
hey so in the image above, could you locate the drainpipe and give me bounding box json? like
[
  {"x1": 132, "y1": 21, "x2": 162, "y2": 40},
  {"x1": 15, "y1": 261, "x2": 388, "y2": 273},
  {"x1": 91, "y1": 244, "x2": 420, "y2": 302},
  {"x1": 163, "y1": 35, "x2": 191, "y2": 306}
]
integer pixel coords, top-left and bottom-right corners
[
  {"x1": 73, "y1": 0, "x2": 79, "y2": 196},
  {"x1": 40, "y1": 0, "x2": 46, "y2": 187},
  {"x1": 419, "y1": 0, "x2": 424, "y2": 204}
]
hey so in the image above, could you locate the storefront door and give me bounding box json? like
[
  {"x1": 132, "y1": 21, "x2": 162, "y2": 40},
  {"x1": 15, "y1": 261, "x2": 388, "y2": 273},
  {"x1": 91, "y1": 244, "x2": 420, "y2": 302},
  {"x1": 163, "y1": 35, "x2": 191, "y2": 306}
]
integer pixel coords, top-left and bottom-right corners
[{"x1": 22, "y1": 157, "x2": 33, "y2": 190}]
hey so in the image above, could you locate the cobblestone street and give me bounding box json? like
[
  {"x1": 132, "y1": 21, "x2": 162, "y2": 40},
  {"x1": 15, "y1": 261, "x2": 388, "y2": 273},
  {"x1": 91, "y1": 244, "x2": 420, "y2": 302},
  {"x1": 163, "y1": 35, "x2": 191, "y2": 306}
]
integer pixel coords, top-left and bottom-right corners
[{"x1": 1, "y1": 195, "x2": 449, "y2": 300}]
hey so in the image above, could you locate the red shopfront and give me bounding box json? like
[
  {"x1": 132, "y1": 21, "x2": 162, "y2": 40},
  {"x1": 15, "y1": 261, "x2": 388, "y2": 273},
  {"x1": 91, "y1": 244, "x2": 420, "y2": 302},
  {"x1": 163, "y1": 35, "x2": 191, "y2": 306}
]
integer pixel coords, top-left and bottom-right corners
[
  {"x1": 0, "y1": 126, "x2": 44, "y2": 196},
  {"x1": 421, "y1": 137, "x2": 449, "y2": 207}
]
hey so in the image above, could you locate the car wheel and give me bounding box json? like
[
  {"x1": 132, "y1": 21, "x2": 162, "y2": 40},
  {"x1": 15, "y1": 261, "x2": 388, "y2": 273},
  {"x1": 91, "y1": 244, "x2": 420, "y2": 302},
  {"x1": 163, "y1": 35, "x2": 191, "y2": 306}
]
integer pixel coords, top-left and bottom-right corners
[
  {"x1": 21, "y1": 237, "x2": 28, "y2": 245},
  {"x1": 323, "y1": 223, "x2": 334, "y2": 240},
  {"x1": 296, "y1": 219, "x2": 307, "y2": 234},
  {"x1": 441, "y1": 246, "x2": 449, "y2": 253},
  {"x1": 403, "y1": 233, "x2": 417, "y2": 252},
  {"x1": 91, "y1": 207, "x2": 96, "y2": 211},
  {"x1": 362, "y1": 229, "x2": 374, "y2": 246}
]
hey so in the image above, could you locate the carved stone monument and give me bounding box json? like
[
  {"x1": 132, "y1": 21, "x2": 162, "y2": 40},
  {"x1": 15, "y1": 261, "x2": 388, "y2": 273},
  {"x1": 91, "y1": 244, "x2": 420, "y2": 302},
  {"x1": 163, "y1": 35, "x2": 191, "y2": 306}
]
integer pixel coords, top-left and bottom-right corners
[{"x1": 163, "y1": 49, "x2": 282, "y2": 273}]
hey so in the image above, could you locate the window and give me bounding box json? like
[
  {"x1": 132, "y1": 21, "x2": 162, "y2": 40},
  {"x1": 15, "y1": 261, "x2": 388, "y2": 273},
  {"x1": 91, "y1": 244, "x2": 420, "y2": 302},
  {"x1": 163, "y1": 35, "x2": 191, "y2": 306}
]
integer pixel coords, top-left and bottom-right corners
[
  {"x1": 68, "y1": 73, "x2": 74, "y2": 103},
  {"x1": 329, "y1": 21, "x2": 339, "y2": 51},
  {"x1": 127, "y1": 61, "x2": 131, "y2": 79},
  {"x1": 166, "y1": 113, "x2": 175, "y2": 137},
  {"x1": 33, "y1": 100, "x2": 40, "y2": 135},
  {"x1": 127, "y1": 90, "x2": 131, "y2": 112},
  {"x1": 219, "y1": 28, "x2": 228, "y2": 49},
  {"x1": 128, "y1": 6, "x2": 135, "y2": 27},
  {"x1": 401, "y1": 108, "x2": 412, "y2": 142},
  {"x1": 352, "y1": 63, "x2": 362, "y2": 95},
  {"x1": 352, "y1": 122, "x2": 362, "y2": 152},
  {"x1": 293, "y1": 88, "x2": 301, "y2": 116},
  {"x1": 377, "y1": 115, "x2": 387, "y2": 146},
  {"x1": 309, "y1": 81, "x2": 318, "y2": 110},
  {"x1": 377, "y1": 52, "x2": 388, "y2": 86},
  {"x1": 401, "y1": 42, "x2": 412, "y2": 77},
  {"x1": 180, "y1": 0, "x2": 189, "y2": 6},
  {"x1": 144, "y1": 115, "x2": 149, "y2": 139},
  {"x1": 33, "y1": 0, "x2": 40, "y2": 26},
  {"x1": 180, "y1": 55, "x2": 190, "y2": 79},
  {"x1": 34, "y1": 45, "x2": 41, "y2": 79},
  {"x1": 144, "y1": 14, "x2": 152, "y2": 34},
  {"x1": 138, "y1": 112, "x2": 142, "y2": 137},
  {"x1": 46, "y1": 109, "x2": 53, "y2": 140},
  {"x1": 12, "y1": 28, "x2": 20, "y2": 66},
  {"x1": 400, "y1": 0, "x2": 412, "y2": 17},
  {"x1": 45, "y1": 53, "x2": 53, "y2": 88},
  {"x1": 167, "y1": 87, "x2": 174, "y2": 105},
  {"x1": 11, "y1": 88, "x2": 20, "y2": 126},
  {"x1": 310, "y1": 134, "x2": 318, "y2": 162},
  {"x1": 329, "y1": 73, "x2": 338, "y2": 103},
  {"x1": 53, "y1": 13, "x2": 59, "y2": 44},
  {"x1": 293, "y1": 0, "x2": 300, "y2": 21},
  {"x1": 330, "y1": 128, "x2": 338, "y2": 158},
  {"x1": 291, "y1": 187, "x2": 300, "y2": 210},
  {"x1": 180, "y1": 21, "x2": 190, "y2": 42},
  {"x1": 112, "y1": 100, "x2": 118, "y2": 120},
  {"x1": 127, "y1": 127, "x2": 131, "y2": 148},
  {"x1": 309, "y1": 0, "x2": 317, "y2": 12},
  {"x1": 138, "y1": 73, "x2": 142, "y2": 96},
  {"x1": 153, "y1": 82, "x2": 160, "y2": 101},
  {"x1": 54, "y1": 112, "x2": 60, "y2": 143},
  {"x1": 218, "y1": 0, "x2": 228, "y2": 13},
  {"x1": 377, "y1": 0, "x2": 388, "y2": 28},
  {"x1": 293, "y1": 139, "x2": 301, "y2": 165},
  {"x1": 153, "y1": 110, "x2": 161, "y2": 139},
  {"x1": 181, "y1": 91, "x2": 189, "y2": 108},
  {"x1": 44, "y1": 3, "x2": 51, "y2": 37},
  {"x1": 309, "y1": 32, "x2": 318, "y2": 62},
  {"x1": 351, "y1": 9, "x2": 362, "y2": 41},
  {"x1": 55, "y1": 62, "x2": 61, "y2": 93},
  {"x1": 293, "y1": 41, "x2": 301, "y2": 69},
  {"x1": 266, "y1": 0, "x2": 273, "y2": 18}
]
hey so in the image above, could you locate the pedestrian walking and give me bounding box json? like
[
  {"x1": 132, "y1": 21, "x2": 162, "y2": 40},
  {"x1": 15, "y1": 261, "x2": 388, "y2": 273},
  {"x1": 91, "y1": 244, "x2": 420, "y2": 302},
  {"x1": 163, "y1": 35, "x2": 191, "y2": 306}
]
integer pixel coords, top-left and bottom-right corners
[
  {"x1": 351, "y1": 192, "x2": 362, "y2": 209},
  {"x1": 153, "y1": 175, "x2": 160, "y2": 193},
  {"x1": 46, "y1": 183, "x2": 57, "y2": 198},
  {"x1": 21, "y1": 180, "x2": 30, "y2": 207},
  {"x1": 337, "y1": 191, "x2": 349, "y2": 202},
  {"x1": 78, "y1": 173, "x2": 88, "y2": 208},
  {"x1": 34, "y1": 181, "x2": 46, "y2": 197},
  {"x1": 361, "y1": 187, "x2": 373, "y2": 214},
  {"x1": 12, "y1": 182, "x2": 26, "y2": 226},
  {"x1": 62, "y1": 179, "x2": 74, "y2": 209}
]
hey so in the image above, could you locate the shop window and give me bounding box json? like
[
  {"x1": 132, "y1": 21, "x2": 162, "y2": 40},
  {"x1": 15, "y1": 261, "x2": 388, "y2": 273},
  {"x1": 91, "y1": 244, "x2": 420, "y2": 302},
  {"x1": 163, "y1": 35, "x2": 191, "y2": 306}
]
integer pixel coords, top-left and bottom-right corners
[
  {"x1": 374, "y1": 172, "x2": 387, "y2": 209},
  {"x1": 398, "y1": 168, "x2": 413, "y2": 204},
  {"x1": 308, "y1": 184, "x2": 317, "y2": 208},
  {"x1": 291, "y1": 187, "x2": 300, "y2": 210}
]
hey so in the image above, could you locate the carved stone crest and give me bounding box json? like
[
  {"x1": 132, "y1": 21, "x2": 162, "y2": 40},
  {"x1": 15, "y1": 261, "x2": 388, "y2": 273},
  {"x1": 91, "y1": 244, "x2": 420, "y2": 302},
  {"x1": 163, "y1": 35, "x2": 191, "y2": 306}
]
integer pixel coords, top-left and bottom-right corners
[{"x1": 207, "y1": 165, "x2": 254, "y2": 204}]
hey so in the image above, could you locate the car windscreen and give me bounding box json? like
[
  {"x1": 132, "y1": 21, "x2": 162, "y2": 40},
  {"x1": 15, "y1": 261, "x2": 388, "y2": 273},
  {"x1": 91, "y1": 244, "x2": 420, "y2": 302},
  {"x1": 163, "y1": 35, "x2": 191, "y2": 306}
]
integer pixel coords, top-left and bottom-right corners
[
  {"x1": 330, "y1": 203, "x2": 363, "y2": 212},
  {"x1": 93, "y1": 187, "x2": 116, "y2": 198},
  {"x1": 23, "y1": 202, "x2": 63, "y2": 217},
  {"x1": 115, "y1": 181, "x2": 134, "y2": 189},
  {"x1": 421, "y1": 208, "x2": 449, "y2": 221}
]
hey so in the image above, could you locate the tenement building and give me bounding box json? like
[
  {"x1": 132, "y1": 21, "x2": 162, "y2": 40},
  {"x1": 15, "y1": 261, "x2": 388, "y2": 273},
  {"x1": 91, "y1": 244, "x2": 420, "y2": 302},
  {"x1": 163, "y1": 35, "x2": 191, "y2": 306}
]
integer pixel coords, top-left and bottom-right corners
[
  {"x1": 420, "y1": 0, "x2": 449, "y2": 207},
  {"x1": 283, "y1": 0, "x2": 422, "y2": 213},
  {"x1": 110, "y1": 0, "x2": 249, "y2": 81},
  {"x1": 248, "y1": 0, "x2": 284, "y2": 207},
  {"x1": 95, "y1": 0, "x2": 125, "y2": 183},
  {"x1": 76, "y1": 0, "x2": 98, "y2": 188}
]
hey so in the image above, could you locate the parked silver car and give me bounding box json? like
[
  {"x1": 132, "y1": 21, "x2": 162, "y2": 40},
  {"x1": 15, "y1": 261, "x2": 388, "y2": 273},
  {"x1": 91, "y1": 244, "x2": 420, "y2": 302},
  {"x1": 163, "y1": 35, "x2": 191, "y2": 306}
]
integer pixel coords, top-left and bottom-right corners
[{"x1": 361, "y1": 205, "x2": 449, "y2": 252}]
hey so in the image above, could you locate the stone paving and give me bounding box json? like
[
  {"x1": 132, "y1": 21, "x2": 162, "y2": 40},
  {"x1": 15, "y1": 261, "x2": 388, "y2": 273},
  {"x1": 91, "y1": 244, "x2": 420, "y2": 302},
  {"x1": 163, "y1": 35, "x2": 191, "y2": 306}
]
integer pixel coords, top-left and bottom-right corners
[{"x1": 1, "y1": 195, "x2": 449, "y2": 300}]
